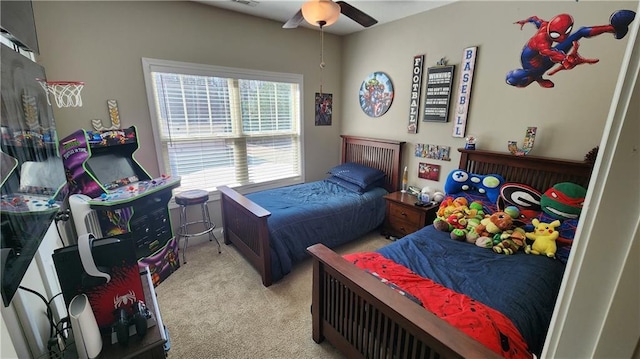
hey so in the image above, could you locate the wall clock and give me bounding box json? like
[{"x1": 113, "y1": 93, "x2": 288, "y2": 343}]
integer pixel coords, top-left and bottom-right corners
[{"x1": 359, "y1": 72, "x2": 394, "y2": 117}]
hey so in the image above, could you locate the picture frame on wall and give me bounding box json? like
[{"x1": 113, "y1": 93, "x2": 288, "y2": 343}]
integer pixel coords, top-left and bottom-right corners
[
  {"x1": 418, "y1": 162, "x2": 441, "y2": 181},
  {"x1": 423, "y1": 65, "x2": 455, "y2": 122},
  {"x1": 315, "y1": 93, "x2": 332, "y2": 126}
]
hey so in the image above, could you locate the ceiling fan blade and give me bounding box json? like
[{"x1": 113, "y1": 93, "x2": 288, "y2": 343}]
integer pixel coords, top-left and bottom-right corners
[
  {"x1": 283, "y1": 9, "x2": 304, "y2": 28},
  {"x1": 336, "y1": 1, "x2": 378, "y2": 27}
]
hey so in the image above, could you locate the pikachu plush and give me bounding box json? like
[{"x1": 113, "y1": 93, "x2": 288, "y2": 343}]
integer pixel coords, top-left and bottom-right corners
[{"x1": 525, "y1": 218, "x2": 561, "y2": 258}]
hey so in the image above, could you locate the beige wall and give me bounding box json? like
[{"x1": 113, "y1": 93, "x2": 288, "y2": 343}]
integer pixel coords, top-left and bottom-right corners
[
  {"x1": 33, "y1": 1, "x2": 344, "y2": 183},
  {"x1": 341, "y1": 1, "x2": 635, "y2": 190}
]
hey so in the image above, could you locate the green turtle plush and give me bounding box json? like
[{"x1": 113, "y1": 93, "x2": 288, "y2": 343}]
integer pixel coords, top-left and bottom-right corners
[{"x1": 540, "y1": 182, "x2": 587, "y2": 220}]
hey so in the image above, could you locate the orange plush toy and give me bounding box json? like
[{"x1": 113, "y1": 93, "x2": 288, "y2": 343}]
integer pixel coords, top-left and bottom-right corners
[
  {"x1": 475, "y1": 211, "x2": 514, "y2": 238},
  {"x1": 474, "y1": 211, "x2": 515, "y2": 248}
]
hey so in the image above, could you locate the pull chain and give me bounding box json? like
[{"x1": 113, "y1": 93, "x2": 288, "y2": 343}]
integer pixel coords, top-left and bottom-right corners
[{"x1": 319, "y1": 24, "x2": 326, "y2": 94}]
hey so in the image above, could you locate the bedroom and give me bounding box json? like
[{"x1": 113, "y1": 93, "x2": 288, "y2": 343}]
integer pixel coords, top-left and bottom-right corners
[{"x1": 1, "y1": 0, "x2": 638, "y2": 358}]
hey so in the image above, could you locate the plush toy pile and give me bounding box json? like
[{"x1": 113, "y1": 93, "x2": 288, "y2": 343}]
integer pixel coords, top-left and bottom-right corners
[{"x1": 435, "y1": 170, "x2": 588, "y2": 261}]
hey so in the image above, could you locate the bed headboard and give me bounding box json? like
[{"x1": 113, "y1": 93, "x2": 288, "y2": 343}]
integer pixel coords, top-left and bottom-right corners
[
  {"x1": 458, "y1": 148, "x2": 594, "y2": 192},
  {"x1": 340, "y1": 135, "x2": 405, "y2": 193}
]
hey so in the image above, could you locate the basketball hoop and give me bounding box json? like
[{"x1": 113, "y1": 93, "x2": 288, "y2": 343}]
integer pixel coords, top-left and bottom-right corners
[{"x1": 37, "y1": 79, "x2": 85, "y2": 108}]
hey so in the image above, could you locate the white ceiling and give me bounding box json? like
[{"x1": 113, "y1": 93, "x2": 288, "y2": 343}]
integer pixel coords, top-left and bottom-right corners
[{"x1": 194, "y1": 0, "x2": 455, "y2": 35}]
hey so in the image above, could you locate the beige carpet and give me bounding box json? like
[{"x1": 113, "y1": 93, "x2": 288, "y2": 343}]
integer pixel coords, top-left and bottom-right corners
[{"x1": 155, "y1": 231, "x2": 390, "y2": 359}]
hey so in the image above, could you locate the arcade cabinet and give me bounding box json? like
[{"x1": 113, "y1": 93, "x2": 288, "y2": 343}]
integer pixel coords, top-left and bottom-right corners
[{"x1": 60, "y1": 126, "x2": 181, "y2": 285}]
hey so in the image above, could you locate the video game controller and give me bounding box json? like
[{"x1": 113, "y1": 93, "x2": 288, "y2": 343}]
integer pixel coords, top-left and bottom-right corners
[
  {"x1": 444, "y1": 170, "x2": 504, "y2": 203},
  {"x1": 113, "y1": 301, "x2": 150, "y2": 346}
]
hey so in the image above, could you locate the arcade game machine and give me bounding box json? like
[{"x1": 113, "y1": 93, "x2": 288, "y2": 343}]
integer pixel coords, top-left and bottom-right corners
[
  {"x1": 60, "y1": 126, "x2": 181, "y2": 285},
  {"x1": 0, "y1": 45, "x2": 67, "y2": 307}
]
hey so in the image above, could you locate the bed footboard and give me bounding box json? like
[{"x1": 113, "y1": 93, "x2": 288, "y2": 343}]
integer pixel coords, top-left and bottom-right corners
[
  {"x1": 307, "y1": 244, "x2": 502, "y2": 359},
  {"x1": 218, "y1": 185, "x2": 273, "y2": 286}
]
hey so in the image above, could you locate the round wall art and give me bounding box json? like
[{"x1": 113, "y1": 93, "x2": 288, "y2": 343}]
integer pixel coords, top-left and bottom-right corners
[{"x1": 359, "y1": 72, "x2": 394, "y2": 117}]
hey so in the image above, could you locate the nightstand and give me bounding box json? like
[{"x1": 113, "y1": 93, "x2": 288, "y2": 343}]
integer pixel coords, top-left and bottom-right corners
[{"x1": 382, "y1": 191, "x2": 438, "y2": 239}]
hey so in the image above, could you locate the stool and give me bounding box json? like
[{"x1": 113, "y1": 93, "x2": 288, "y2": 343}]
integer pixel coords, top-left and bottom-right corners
[{"x1": 175, "y1": 189, "x2": 220, "y2": 264}]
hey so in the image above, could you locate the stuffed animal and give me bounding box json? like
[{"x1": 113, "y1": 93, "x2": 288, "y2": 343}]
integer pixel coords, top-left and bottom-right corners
[
  {"x1": 492, "y1": 228, "x2": 527, "y2": 255},
  {"x1": 475, "y1": 211, "x2": 514, "y2": 238},
  {"x1": 436, "y1": 196, "x2": 469, "y2": 218},
  {"x1": 496, "y1": 182, "x2": 543, "y2": 226},
  {"x1": 525, "y1": 218, "x2": 561, "y2": 258},
  {"x1": 433, "y1": 197, "x2": 484, "y2": 241},
  {"x1": 540, "y1": 182, "x2": 587, "y2": 220},
  {"x1": 444, "y1": 170, "x2": 505, "y2": 204}
]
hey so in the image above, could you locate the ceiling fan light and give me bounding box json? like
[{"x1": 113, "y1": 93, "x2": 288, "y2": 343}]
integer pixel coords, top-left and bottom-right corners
[{"x1": 301, "y1": 0, "x2": 341, "y2": 27}]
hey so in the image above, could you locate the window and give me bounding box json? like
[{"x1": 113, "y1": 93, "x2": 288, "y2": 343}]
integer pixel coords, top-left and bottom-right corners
[{"x1": 142, "y1": 58, "x2": 303, "y2": 196}]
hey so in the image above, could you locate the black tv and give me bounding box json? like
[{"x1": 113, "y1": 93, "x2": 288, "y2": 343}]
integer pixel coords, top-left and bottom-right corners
[{"x1": 1, "y1": 43, "x2": 63, "y2": 306}]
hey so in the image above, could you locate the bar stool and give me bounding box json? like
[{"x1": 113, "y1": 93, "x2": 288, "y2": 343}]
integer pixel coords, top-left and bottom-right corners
[{"x1": 175, "y1": 189, "x2": 220, "y2": 264}]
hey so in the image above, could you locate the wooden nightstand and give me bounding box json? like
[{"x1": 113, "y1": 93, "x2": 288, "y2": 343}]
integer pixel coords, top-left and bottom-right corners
[{"x1": 382, "y1": 191, "x2": 438, "y2": 239}]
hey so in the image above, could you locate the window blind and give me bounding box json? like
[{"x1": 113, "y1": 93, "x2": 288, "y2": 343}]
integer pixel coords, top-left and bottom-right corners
[{"x1": 142, "y1": 59, "x2": 302, "y2": 194}]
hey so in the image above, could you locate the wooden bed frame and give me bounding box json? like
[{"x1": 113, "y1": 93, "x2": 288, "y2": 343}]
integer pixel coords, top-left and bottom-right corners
[
  {"x1": 218, "y1": 135, "x2": 405, "y2": 286},
  {"x1": 307, "y1": 148, "x2": 593, "y2": 359}
]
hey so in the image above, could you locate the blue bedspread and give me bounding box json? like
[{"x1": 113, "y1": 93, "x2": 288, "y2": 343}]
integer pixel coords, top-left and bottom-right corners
[
  {"x1": 246, "y1": 180, "x2": 387, "y2": 283},
  {"x1": 377, "y1": 225, "x2": 565, "y2": 356}
]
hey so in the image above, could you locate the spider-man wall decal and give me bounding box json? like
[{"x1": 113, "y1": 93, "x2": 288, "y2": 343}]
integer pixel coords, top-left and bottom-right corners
[{"x1": 506, "y1": 10, "x2": 635, "y2": 88}]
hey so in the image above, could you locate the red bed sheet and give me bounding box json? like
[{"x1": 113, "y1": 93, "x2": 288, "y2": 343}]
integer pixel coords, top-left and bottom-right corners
[{"x1": 344, "y1": 252, "x2": 533, "y2": 359}]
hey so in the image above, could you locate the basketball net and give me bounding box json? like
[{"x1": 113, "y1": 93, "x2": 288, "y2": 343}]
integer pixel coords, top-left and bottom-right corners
[{"x1": 38, "y1": 80, "x2": 85, "y2": 108}]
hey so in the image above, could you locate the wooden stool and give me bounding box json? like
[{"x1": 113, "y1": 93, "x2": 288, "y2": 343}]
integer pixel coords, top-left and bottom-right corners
[{"x1": 175, "y1": 189, "x2": 220, "y2": 264}]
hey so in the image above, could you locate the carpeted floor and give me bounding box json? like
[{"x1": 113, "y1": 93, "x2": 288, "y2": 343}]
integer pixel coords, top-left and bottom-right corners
[{"x1": 155, "y1": 230, "x2": 390, "y2": 358}]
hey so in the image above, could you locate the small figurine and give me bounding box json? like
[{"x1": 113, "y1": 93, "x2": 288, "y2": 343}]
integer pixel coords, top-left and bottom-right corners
[{"x1": 465, "y1": 135, "x2": 477, "y2": 150}]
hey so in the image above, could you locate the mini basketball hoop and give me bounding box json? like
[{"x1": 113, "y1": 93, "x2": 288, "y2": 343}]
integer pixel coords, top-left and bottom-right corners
[{"x1": 37, "y1": 79, "x2": 85, "y2": 108}]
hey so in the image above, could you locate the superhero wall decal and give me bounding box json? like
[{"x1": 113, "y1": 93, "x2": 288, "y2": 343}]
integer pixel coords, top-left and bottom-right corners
[{"x1": 506, "y1": 10, "x2": 636, "y2": 88}]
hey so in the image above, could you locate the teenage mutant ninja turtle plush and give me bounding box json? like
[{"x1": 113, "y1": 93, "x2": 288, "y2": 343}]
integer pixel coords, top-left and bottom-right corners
[{"x1": 540, "y1": 182, "x2": 587, "y2": 220}]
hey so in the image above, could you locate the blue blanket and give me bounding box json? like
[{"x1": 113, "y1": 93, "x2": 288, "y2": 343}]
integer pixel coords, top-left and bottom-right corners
[
  {"x1": 247, "y1": 180, "x2": 387, "y2": 283},
  {"x1": 377, "y1": 225, "x2": 565, "y2": 356}
]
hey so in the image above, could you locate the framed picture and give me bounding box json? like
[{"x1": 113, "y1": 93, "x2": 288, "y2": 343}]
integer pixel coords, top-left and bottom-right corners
[
  {"x1": 315, "y1": 93, "x2": 332, "y2": 126},
  {"x1": 418, "y1": 162, "x2": 441, "y2": 181},
  {"x1": 423, "y1": 65, "x2": 455, "y2": 122},
  {"x1": 414, "y1": 143, "x2": 451, "y2": 161},
  {"x1": 359, "y1": 72, "x2": 394, "y2": 118}
]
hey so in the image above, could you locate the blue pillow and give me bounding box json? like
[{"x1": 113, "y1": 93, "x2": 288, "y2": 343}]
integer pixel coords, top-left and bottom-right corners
[
  {"x1": 325, "y1": 176, "x2": 365, "y2": 194},
  {"x1": 328, "y1": 162, "x2": 386, "y2": 189}
]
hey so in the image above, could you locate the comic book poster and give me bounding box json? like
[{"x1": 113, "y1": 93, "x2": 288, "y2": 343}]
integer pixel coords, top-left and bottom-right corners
[{"x1": 315, "y1": 93, "x2": 332, "y2": 126}]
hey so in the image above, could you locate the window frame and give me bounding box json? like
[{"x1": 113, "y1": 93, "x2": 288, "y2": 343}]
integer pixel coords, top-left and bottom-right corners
[{"x1": 141, "y1": 57, "x2": 305, "y2": 201}]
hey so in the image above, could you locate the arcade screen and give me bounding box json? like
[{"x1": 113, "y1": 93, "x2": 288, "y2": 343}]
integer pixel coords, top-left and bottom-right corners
[
  {"x1": 1, "y1": 44, "x2": 62, "y2": 306},
  {"x1": 86, "y1": 152, "x2": 139, "y2": 190}
]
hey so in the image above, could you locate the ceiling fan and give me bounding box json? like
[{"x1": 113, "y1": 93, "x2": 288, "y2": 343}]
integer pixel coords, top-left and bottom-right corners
[{"x1": 283, "y1": 0, "x2": 378, "y2": 29}]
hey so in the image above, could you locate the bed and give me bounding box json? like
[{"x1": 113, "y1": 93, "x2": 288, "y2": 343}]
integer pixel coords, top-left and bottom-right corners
[
  {"x1": 218, "y1": 135, "x2": 405, "y2": 286},
  {"x1": 307, "y1": 148, "x2": 593, "y2": 359}
]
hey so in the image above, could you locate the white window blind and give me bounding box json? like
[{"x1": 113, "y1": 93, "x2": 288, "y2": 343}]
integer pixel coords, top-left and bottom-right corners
[{"x1": 142, "y1": 58, "x2": 303, "y2": 195}]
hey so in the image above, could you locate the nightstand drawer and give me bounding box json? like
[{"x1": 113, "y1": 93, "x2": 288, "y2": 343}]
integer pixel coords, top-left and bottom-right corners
[
  {"x1": 388, "y1": 202, "x2": 422, "y2": 225},
  {"x1": 387, "y1": 216, "x2": 421, "y2": 236}
]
